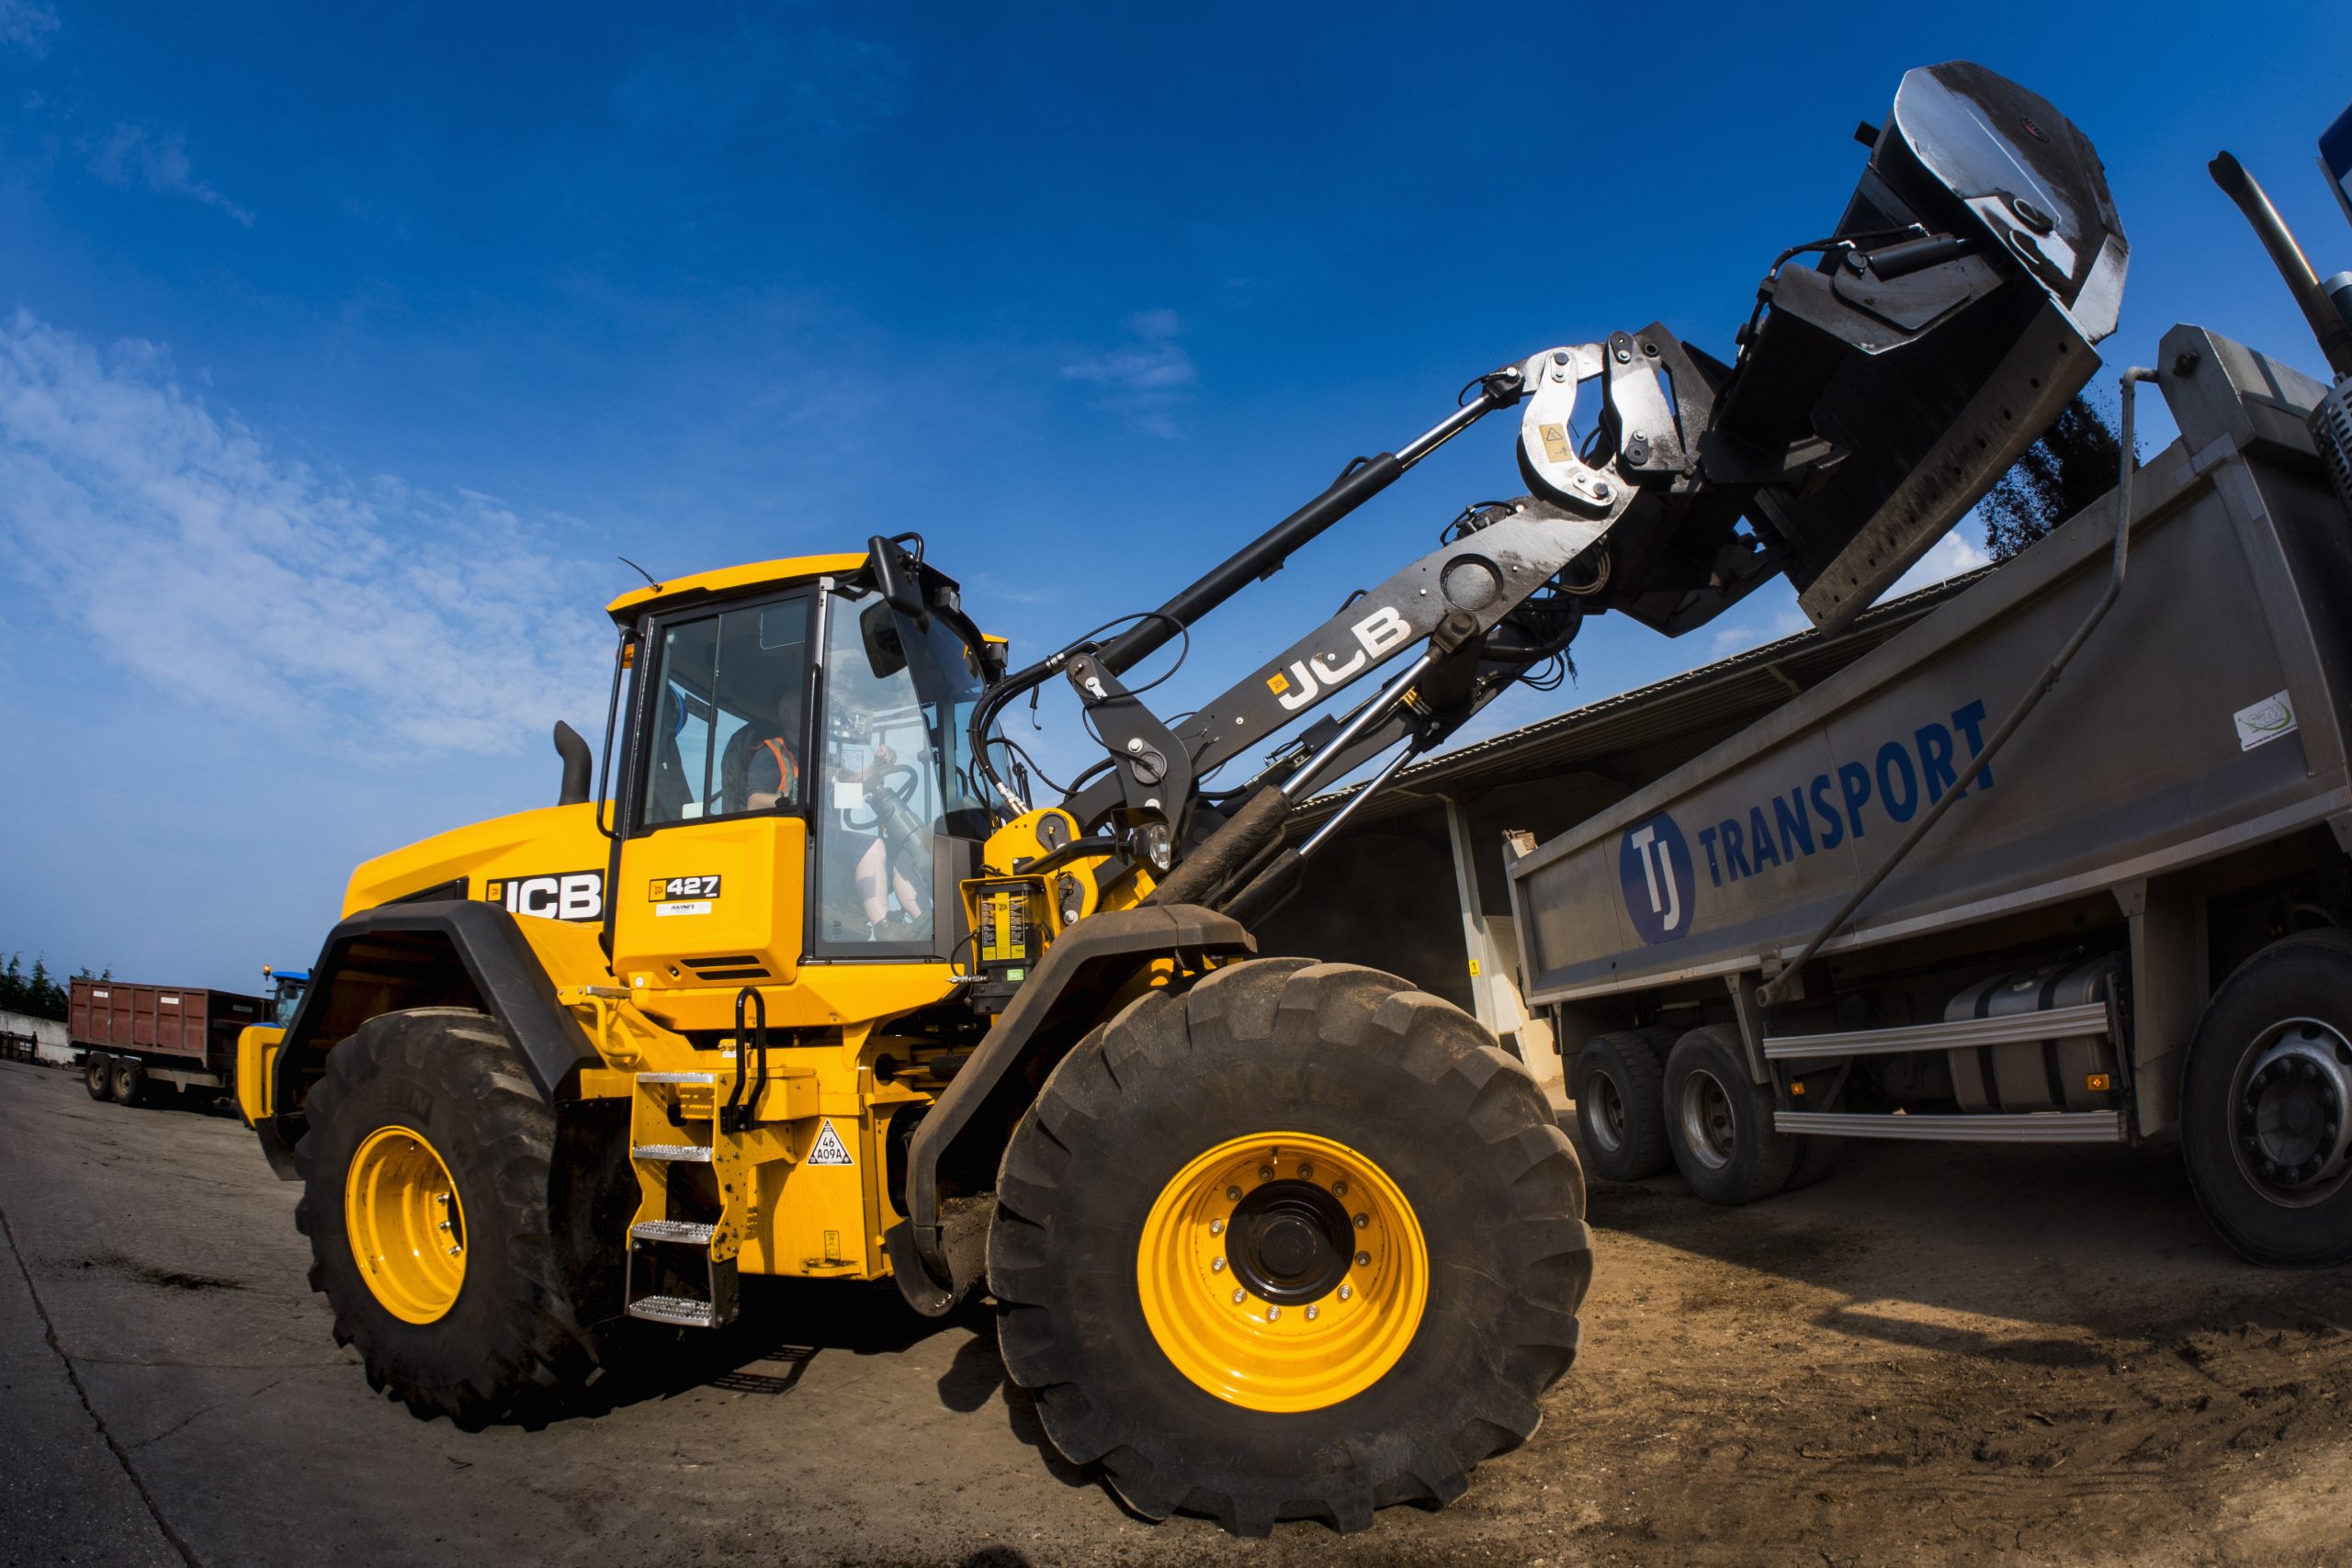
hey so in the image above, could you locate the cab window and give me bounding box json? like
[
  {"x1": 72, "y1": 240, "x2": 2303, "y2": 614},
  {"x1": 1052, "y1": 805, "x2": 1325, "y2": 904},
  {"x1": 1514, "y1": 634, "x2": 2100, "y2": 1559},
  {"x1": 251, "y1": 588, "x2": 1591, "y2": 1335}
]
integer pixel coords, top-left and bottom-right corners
[{"x1": 639, "y1": 595, "x2": 811, "y2": 828}]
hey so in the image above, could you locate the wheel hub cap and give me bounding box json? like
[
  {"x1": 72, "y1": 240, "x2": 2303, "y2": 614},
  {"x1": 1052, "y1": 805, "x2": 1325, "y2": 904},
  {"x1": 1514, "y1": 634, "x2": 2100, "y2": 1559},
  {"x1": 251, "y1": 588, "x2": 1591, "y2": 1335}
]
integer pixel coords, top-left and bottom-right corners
[
  {"x1": 1586, "y1": 1075, "x2": 1627, "y2": 1155},
  {"x1": 1136, "y1": 1133, "x2": 1429, "y2": 1413},
  {"x1": 1228, "y1": 1180, "x2": 1352, "y2": 1305},
  {"x1": 2233, "y1": 1021, "x2": 2352, "y2": 1200},
  {"x1": 345, "y1": 1125, "x2": 467, "y2": 1324},
  {"x1": 1679, "y1": 1068, "x2": 1737, "y2": 1170}
]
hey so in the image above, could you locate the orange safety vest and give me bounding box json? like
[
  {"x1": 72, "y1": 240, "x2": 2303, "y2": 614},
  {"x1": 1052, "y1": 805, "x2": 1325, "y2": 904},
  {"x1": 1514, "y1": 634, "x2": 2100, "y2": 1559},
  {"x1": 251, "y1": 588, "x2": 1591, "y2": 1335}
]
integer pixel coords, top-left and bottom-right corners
[{"x1": 759, "y1": 737, "x2": 801, "y2": 799}]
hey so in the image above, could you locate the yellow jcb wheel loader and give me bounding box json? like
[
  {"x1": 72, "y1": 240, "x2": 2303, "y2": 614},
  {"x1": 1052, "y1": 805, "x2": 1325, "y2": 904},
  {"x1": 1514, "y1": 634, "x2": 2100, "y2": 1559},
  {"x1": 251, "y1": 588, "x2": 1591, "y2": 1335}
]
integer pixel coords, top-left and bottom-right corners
[{"x1": 236, "y1": 62, "x2": 2127, "y2": 1534}]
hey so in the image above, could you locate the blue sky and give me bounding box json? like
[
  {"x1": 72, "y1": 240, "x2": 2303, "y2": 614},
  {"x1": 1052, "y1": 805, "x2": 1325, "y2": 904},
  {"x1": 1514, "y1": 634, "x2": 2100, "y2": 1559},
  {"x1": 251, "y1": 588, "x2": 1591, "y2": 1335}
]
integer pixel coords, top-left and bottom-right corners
[{"x1": 3, "y1": 2, "x2": 2348, "y2": 989}]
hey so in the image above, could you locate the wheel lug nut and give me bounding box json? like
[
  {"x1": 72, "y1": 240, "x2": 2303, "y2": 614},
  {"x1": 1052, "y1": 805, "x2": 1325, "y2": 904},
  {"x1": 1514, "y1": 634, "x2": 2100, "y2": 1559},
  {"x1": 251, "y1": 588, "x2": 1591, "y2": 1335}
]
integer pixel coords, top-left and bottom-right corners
[
  {"x1": 1353, "y1": 1213, "x2": 1368, "y2": 1229},
  {"x1": 1211, "y1": 1256, "x2": 1226, "y2": 1272},
  {"x1": 1355, "y1": 1250, "x2": 1372, "y2": 1267},
  {"x1": 1339, "y1": 1284, "x2": 1352, "y2": 1301},
  {"x1": 1298, "y1": 1163, "x2": 1314, "y2": 1179},
  {"x1": 1210, "y1": 1218, "x2": 1225, "y2": 1235},
  {"x1": 1332, "y1": 1180, "x2": 1348, "y2": 1197},
  {"x1": 1259, "y1": 1166, "x2": 1273, "y2": 1180},
  {"x1": 1306, "y1": 1305, "x2": 1320, "y2": 1321},
  {"x1": 1232, "y1": 1288, "x2": 1246, "y2": 1304},
  {"x1": 1267, "y1": 1305, "x2": 1280, "y2": 1321},
  {"x1": 1227, "y1": 1186, "x2": 1242, "y2": 1201}
]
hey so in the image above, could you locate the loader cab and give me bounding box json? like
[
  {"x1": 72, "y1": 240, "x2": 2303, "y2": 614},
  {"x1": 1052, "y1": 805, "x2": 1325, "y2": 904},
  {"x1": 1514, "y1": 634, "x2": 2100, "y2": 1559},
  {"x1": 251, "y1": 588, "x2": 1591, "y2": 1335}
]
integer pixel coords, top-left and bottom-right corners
[{"x1": 604, "y1": 551, "x2": 996, "y2": 1004}]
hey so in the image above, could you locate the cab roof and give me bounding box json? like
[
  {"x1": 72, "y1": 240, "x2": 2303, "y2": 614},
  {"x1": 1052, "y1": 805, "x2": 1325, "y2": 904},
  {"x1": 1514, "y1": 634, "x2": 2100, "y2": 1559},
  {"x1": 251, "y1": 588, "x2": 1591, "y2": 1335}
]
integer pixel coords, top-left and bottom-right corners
[{"x1": 605, "y1": 552, "x2": 869, "y2": 625}]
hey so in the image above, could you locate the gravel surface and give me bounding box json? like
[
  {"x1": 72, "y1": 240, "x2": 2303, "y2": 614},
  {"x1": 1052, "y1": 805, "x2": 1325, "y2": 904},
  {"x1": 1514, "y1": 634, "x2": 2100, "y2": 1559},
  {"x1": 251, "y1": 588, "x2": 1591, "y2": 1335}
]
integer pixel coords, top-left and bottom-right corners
[{"x1": 4, "y1": 1056, "x2": 2348, "y2": 1564}]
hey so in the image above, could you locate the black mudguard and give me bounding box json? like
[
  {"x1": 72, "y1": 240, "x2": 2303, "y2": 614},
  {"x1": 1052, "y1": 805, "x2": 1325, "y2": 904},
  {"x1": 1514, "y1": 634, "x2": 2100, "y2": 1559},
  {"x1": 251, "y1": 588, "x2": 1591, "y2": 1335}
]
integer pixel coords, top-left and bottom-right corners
[
  {"x1": 889, "y1": 903, "x2": 1253, "y2": 1314},
  {"x1": 255, "y1": 901, "x2": 597, "y2": 1178}
]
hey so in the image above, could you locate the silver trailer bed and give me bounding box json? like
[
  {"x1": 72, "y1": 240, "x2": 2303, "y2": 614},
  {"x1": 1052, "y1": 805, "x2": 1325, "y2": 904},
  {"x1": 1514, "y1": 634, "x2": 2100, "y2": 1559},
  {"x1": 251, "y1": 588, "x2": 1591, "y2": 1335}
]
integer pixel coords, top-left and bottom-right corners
[{"x1": 1507, "y1": 325, "x2": 2352, "y2": 1262}]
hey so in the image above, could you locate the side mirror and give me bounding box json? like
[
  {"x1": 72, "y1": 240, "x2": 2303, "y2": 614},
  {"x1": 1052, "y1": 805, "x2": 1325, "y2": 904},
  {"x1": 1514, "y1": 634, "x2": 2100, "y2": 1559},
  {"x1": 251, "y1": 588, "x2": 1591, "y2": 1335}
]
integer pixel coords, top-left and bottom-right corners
[
  {"x1": 865, "y1": 535, "x2": 929, "y2": 628},
  {"x1": 860, "y1": 601, "x2": 908, "y2": 679}
]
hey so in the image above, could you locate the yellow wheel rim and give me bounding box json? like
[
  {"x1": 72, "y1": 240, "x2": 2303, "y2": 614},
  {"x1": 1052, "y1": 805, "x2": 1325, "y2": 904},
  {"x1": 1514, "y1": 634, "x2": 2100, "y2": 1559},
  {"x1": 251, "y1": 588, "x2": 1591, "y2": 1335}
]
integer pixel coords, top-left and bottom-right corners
[
  {"x1": 344, "y1": 1125, "x2": 467, "y2": 1325},
  {"x1": 1136, "y1": 1132, "x2": 1428, "y2": 1413}
]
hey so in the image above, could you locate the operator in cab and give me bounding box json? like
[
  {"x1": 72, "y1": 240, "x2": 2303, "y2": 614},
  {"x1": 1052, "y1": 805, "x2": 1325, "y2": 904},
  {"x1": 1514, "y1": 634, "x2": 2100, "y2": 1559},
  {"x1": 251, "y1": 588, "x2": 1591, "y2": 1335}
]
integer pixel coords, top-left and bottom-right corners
[
  {"x1": 720, "y1": 684, "x2": 810, "y2": 814},
  {"x1": 718, "y1": 680, "x2": 927, "y2": 939}
]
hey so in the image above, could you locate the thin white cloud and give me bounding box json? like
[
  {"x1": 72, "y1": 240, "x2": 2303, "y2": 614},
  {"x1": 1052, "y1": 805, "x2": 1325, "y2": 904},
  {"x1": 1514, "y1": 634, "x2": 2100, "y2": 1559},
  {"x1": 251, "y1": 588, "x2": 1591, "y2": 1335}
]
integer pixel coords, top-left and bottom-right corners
[
  {"x1": 0, "y1": 308, "x2": 611, "y2": 756},
  {"x1": 1708, "y1": 604, "x2": 1810, "y2": 659},
  {"x1": 1888, "y1": 525, "x2": 1992, "y2": 597},
  {"x1": 1061, "y1": 310, "x2": 1197, "y2": 439},
  {"x1": 85, "y1": 123, "x2": 254, "y2": 226},
  {"x1": 0, "y1": 0, "x2": 57, "y2": 55}
]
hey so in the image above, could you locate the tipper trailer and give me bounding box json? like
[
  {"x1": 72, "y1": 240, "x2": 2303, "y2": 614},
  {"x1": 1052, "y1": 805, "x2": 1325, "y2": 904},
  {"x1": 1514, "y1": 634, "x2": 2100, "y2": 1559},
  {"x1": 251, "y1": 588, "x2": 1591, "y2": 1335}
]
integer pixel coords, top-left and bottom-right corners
[
  {"x1": 72, "y1": 977, "x2": 265, "y2": 1108},
  {"x1": 1515, "y1": 301, "x2": 2352, "y2": 1263}
]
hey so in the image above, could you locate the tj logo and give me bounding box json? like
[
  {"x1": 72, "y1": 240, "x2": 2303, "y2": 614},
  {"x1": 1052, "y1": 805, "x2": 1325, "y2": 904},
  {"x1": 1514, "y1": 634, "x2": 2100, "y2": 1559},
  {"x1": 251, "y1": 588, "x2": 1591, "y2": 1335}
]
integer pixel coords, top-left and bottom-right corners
[
  {"x1": 1618, "y1": 814, "x2": 1693, "y2": 945},
  {"x1": 1266, "y1": 604, "x2": 1415, "y2": 712}
]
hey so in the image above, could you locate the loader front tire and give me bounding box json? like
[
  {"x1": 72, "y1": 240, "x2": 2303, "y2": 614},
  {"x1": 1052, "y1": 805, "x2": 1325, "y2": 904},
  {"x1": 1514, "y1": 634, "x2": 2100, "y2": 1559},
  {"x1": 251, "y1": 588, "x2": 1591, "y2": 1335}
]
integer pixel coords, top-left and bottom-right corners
[
  {"x1": 989, "y1": 959, "x2": 1591, "y2": 1537},
  {"x1": 294, "y1": 1008, "x2": 610, "y2": 1427}
]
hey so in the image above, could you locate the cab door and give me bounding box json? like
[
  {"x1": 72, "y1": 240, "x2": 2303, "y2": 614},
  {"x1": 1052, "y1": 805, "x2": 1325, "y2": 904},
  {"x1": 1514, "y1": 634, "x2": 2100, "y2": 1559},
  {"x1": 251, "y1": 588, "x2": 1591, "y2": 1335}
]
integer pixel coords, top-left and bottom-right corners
[{"x1": 611, "y1": 592, "x2": 813, "y2": 993}]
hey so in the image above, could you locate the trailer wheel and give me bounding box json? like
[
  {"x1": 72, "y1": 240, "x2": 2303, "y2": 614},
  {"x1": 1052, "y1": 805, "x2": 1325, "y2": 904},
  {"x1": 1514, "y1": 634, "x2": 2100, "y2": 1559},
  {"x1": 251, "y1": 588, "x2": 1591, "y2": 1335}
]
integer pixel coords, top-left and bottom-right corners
[
  {"x1": 1572, "y1": 1032, "x2": 1673, "y2": 1181},
  {"x1": 294, "y1": 1008, "x2": 613, "y2": 1426},
  {"x1": 1663, "y1": 1026, "x2": 1796, "y2": 1205},
  {"x1": 84, "y1": 1055, "x2": 113, "y2": 1101},
  {"x1": 110, "y1": 1059, "x2": 146, "y2": 1108},
  {"x1": 989, "y1": 959, "x2": 1590, "y2": 1537},
  {"x1": 2182, "y1": 931, "x2": 2352, "y2": 1266},
  {"x1": 1783, "y1": 1133, "x2": 1843, "y2": 1191}
]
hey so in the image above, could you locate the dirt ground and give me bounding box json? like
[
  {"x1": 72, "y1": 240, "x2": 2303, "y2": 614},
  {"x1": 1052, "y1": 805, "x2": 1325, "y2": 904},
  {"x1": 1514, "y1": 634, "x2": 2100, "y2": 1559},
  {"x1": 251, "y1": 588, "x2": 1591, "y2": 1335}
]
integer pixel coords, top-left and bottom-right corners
[{"x1": 4, "y1": 1055, "x2": 2350, "y2": 1566}]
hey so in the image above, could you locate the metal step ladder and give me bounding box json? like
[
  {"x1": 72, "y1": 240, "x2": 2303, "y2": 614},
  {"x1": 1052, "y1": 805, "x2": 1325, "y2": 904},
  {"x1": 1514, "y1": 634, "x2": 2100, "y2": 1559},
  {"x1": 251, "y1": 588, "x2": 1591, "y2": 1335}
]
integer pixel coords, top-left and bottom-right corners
[{"x1": 623, "y1": 1068, "x2": 741, "y2": 1327}]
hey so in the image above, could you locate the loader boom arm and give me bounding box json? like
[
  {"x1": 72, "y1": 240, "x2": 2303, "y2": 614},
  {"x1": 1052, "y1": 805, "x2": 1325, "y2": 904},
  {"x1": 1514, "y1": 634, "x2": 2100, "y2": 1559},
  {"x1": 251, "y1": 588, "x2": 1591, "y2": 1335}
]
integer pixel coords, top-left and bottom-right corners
[{"x1": 961, "y1": 60, "x2": 2127, "y2": 918}]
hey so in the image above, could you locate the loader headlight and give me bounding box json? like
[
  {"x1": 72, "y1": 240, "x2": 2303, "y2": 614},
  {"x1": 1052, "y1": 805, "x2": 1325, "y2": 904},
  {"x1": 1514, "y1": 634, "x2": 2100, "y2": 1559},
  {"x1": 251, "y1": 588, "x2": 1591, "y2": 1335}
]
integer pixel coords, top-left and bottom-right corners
[{"x1": 1134, "y1": 819, "x2": 1173, "y2": 875}]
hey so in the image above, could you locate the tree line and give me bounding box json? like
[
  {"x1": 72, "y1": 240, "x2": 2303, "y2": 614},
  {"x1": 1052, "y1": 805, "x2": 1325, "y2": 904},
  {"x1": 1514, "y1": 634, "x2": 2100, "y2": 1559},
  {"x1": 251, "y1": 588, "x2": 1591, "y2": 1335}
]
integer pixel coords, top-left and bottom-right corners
[{"x1": 0, "y1": 954, "x2": 111, "y2": 1022}]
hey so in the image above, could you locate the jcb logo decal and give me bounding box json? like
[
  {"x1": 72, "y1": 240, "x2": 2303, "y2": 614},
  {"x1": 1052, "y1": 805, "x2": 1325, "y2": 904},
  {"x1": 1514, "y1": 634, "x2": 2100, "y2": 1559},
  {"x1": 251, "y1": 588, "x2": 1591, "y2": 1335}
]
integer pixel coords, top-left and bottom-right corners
[
  {"x1": 1266, "y1": 604, "x2": 1413, "y2": 713},
  {"x1": 484, "y1": 871, "x2": 605, "y2": 922}
]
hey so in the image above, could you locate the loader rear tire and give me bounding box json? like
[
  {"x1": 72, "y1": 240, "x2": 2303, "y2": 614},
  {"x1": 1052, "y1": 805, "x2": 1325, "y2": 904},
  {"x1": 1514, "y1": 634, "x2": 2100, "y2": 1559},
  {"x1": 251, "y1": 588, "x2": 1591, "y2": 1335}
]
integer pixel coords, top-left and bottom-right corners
[
  {"x1": 294, "y1": 1009, "x2": 613, "y2": 1427},
  {"x1": 989, "y1": 959, "x2": 1591, "y2": 1537},
  {"x1": 84, "y1": 1055, "x2": 113, "y2": 1100},
  {"x1": 1572, "y1": 1031, "x2": 1673, "y2": 1181},
  {"x1": 1663, "y1": 1025, "x2": 1796, "y2": 1205}
]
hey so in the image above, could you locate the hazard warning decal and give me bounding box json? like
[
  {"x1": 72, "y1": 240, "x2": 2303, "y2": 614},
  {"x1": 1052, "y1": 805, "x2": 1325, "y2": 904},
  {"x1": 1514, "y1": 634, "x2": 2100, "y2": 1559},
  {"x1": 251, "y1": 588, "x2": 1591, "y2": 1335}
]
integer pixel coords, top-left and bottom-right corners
[{"x1": 806, "y1": 1119, "x2": 854, "y2": 1167}]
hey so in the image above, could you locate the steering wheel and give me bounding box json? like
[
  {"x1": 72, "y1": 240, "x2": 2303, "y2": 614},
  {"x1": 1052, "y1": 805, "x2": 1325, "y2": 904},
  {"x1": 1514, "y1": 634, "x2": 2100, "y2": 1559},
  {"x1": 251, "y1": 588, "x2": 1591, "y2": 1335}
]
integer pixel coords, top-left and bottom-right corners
[{"x1": 842, "y1": 763, "x2": 922, "y2": 831}]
